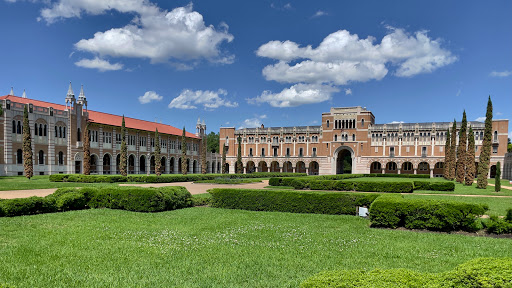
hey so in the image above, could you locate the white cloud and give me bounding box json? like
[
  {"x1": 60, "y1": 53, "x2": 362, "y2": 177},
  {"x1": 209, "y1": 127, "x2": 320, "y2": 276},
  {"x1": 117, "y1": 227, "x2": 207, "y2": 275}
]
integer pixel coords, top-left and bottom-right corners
[
  {"x1": 475, "y1": 117, "x2": 486, "y2": 122},
  {"x1": 496, "y1": 112, "x2": 503, "y2": 116},
  {"x1": 74, "y1": 57, "x2": 123, "y2": 71},
  {"x1": 456, "y1": 88, "x2": 461, "y2": 97},
  {"x1": 489, "y1": 70, "x2": 511, "y2": 77},
  {"x1": 248, "y1": 83, "x2": 339, "y2": 108},
  {"x1": 138, "y1": 91, "x2": 163, "y2": 104},
  {"x1": 256, "y1": 27, "x2": 456, "y2": 85},
  {"x1": 312, "y1": 10, "x2": 327, "y2": 18},
  {"x1": 239, "y1": 115, "x2": 267, "y2": 129},
  {"x1": 389, "y1": 121, "x2": 404, "y2": 124},
  {"x1": 345, "y1": 88, "x2": 352, "y2": 95},
  {"x1": 168, "y1": 89, "x2": 238, "y2": 110},
  {"x1": 271, "y1": 2, "x2": 292, "y2": 10},
  {"x1": 73, "y1": 4, "x2": 234, "y2": 65}
]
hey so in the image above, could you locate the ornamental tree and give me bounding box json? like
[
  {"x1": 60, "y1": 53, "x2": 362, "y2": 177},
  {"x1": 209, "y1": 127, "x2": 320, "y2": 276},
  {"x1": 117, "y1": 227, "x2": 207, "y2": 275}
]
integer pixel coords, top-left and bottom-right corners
[
  {"x1": 477, "y1": 96, "x2": 493, "y2": 188},
  {"x1": 456, "y1": 111, "x2": 467, "y2": 183},
  {"x1": 154, "y1": 128, "x2": 162, "y2": 176},
  {"x1": 495, "y1": 161, "x2": 501, "y2": 192},
  {"x1": 221, "y1": 144, "x2": 227, "y2": 174},
  {"x1": 181, "y1": 127, "x2": 188, "y2": 175},
  {"x1": 83, "y1": 123, "x2": 90, "y2": 175},
  {"x1": 120, "y1": 116, "x2": 127, "y2": 176},
  {"x1": 449, "y1": 120, "x2": 457, "y2": 180},
  {"x1": 465, "y1": 126, "x2": 476, "y2": 186},
  {"x1": 22, "y1": 105, "x2": 33, "y2": 179},
  {"x1": 444, "y1": 129, "x2": 451, "y2": 179},
  {"x1": 236, "y1": 136, "x2": 243, "y2": 174},
  {"x1": 201, "y1": 135, "x2": 207, "y2": 174}
]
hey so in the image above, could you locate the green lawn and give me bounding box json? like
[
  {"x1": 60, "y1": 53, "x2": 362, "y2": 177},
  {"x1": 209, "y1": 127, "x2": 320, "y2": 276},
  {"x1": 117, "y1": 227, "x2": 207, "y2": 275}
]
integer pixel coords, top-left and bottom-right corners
[
  {"x1": 0, "y1": 175, "x2": 124, "y2": 191},
  {"x1": 404, "y1": 194, "x2": 512, "y2": 216},
  {"x1": 0, "y1": 208, "x2": 511, "y2": 287},
  {"x1": 489, "y1": 178, "x2": 512, "y2": 187}
]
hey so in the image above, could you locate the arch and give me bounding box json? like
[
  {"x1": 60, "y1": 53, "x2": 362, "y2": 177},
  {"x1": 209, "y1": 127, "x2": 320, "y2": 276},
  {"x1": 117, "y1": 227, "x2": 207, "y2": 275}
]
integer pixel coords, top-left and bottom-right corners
[
  {"x1": 417, "y1": 162, "x2": 430, "y2": 174},
  {"x1": 38, "y1": 150, "x2": 44, "y2": 165},
  {"x1": 103, "y1": 153, "x2": 111, "y2": 174},
  {"x1": 150, "y1": 155, "x2": 156, "y2": 174},
  {"x1": 186, "y1": 159, "x2": 191, "y2": 173},
  {"x1": 385, "y1": 162, "x2": 397, "y2": 174},
  {"x1": 90, "y1": 154, "x2": 98, "y2": 174},
  {"x1": 335, "y1": 147, "x2": 353, "y2": 174},
  {"x1": 490, "y1": 165, "x2": 497, "y2": 178},
  {"x1": 283, "y1": 161, "x2": 293, "y2": 173},
  {"x1": 128, "y1": 154, "x2": 135, "y2": 174},
  {"x1": 401, "y1": 162, "x2": 413, "y2": 174},
  {"x1": 211, "y1": 161, "x2": 216, "y2": 173},
  {"x1": 193, "y1": 160, "x2": 197, "y2": 173},
  {"x1": 246, "y1": 161, "x2": 256, "y2": 173},
  {"x1": 258, "y1": 161, "x2": 268, "y2": 172},
  {"x1": 434, "y1": 162, "x2": 444, "y2": 177},
  {"x1": 270, "y1": 161, "x2": 280, "y2": 172},
  {"x1": 309, "y1": 161, "x2": 319, "y2": 175},
  {"x1": 139, "y1": 155, "x2": 146, "y2": 173},
  {"x1": 217, "y1": 162, "x2": 221, "y2": 174},
  {"x1": 160, "y1": 156, "x2": 166, "y2": 174},
  {"x1": 178, "y1": 157, "x2": 182, "y2": 173},
  {"x1": 296, "y1": 161, "x2": 306, "y2": 173},
  {"x1": 224, "y1": 163, "x2": 229, "y2": 174},
  {"x1": 170, "y1": 157, "x2": 175, "y2": 174},
  {"x1": 370, "y1": 162, "x2": 382, "y2": 173},
  {"x1": 58, "y1": 151, "x2": 64, "y2": 165},
  {"x1": 116, "y1": 154, "x2": 120, "y2": 174}
]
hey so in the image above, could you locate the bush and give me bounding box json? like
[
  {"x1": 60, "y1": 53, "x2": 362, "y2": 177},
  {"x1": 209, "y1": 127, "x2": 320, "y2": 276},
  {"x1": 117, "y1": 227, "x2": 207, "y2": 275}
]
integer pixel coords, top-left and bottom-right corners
[
  {"x1": 55, "y1": 192, "x2": 87, "y2": 211},
  {"x1": 413, "y1": 181, "x2": 455, "y2": 191},
  {"x1": 506, "y1": 208, "x2": 512, "y2": 222},
  {"x1": 369, "y1": 195, "x2": 488, "y2": 232},
  {"x1": 300, "y1": 258, "x2": 512, "y2": 288},
  {"x1": 307, "y1": 180, "x2": 414, "y2": 193},
  {"x1": 209, "y1": 188, "x2": 379, "y2": 215},
  {"x1": 485, "y1": 216, "x2": 512, "y2": 234},
  {"x1": 0, "y1": 197, "x2": 57, "y2": 217}
]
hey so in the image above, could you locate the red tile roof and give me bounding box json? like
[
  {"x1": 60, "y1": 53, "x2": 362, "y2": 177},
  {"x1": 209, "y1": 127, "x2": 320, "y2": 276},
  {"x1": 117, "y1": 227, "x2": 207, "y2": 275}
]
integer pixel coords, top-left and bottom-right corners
[{"x1": 0, "y1": 95, "x2": 199, "y2": 139}]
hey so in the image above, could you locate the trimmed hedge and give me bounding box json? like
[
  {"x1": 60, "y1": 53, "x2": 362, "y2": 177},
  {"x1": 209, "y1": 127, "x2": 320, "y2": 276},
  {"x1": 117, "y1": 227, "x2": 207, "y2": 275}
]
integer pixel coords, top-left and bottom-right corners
[
  {"x1": 413, "y1": 181, "x2": 455, "y2": 191},
  {"x1": 294, "y1": 179, "x2": 414, "y2": 193},
  {"x1": 369, "y1": 195, "x2": 487, "y2": 232},
  {"x1": 49, "y1": 172, "x2": 305, "y2": 183},
  {"x1": 0, "y1": 197, "x2": 57, "y2": 217},
  {"x1": 300, "y1": 257, "x2": 512, "y2": 288},
  {"x1": 485, "y1": 212, "x2": 512, "y2": 234},
  {"x1": 208, "y1": 188, "x2": 379, "y2": 215}
]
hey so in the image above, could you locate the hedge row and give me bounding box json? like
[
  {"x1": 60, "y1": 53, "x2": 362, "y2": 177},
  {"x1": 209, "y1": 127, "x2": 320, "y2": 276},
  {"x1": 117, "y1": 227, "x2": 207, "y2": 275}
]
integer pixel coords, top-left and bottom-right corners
[
  {"x1": 300, "y1": 257, "x2": 512, "y2": 288},
  {"x1": 49, "y1": 172, "x2": 306, "y2": 183},
  {"x1": 0, "y1": 186, "x2": 193, "y2": 217},
  {"x1": 269, "y1": 177, "x2": 414, "y2": 193},
  {"x1": 369, "y1": 195, "x2": 487, "y2": 232},
  {"x1": 413, "y1": 181, "x2": 455, "y2": 191},
  {"x1": 485, "y1": 209, "x2": 512, "y2": 234},
  {"x1": 208, "y1": 188, "x2": 379, "y2": 215}
]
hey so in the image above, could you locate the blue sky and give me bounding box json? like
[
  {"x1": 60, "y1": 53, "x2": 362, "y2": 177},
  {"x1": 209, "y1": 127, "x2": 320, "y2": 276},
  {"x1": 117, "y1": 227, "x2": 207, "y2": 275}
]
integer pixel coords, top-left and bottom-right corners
[{"x1": 1, "y1": 0, "x2": 511, "y2": 137}]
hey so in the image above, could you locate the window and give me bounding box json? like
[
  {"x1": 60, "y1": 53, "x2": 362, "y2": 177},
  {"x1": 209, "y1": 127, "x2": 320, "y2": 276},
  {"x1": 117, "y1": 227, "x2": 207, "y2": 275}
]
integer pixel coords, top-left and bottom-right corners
[
  {"x1": 58, "y1": 151, "x2": 64, "y2": 165},
  {"x1": 89, "y1": 130, "x2": 98, "y2": 142},
  {"x1": 161, "y1": 139, "x2": 167, "y2": 148},
  {"x1": 403, "y1": 162, "x2": 412, "y2": 171},
  {"x1": 17, "y1": 121, "x2": 21, "y2": 134},
  {"x1": 273, "y1": 147, "x2": 278, "y2": 157},
  {"x1": 286, "y1": 148, "x2": 290, "y2": 157},
  {"x1": 440, "y1": 146, "x2": 444, "y2": 152},
  {"x1": 249, "y1": 148, "x2": 253, "y2": 157},
  {"x1": 39, "y1": 124, "x2": 42, "y2": 136},
  {"x1": 12, "y1": 120, "x2": 15, "y2": 134},
  {"x1": 387, "y1": 162, "x2": 397, "y2": 171},
  {"x1": 406, "y1": 147, "x2": 410, "y2": 153},
  {"x1": 34, "y1": 123, "x2": 38, "y2": 136},
  {"x1": 55, "y1": 126, "x2": 58, "y2": 137},
  {"x1": 128, "y1": 135, "x2": 136, "y2": 146},
  {"x1": 299, "y1": 148, "x2": 303, "y2": 157},
  {"x1": 390, "y1": 147, "x2": 395, "y2": 158},
  {"x1": 260, "y1": 137, "x2": 266, "y2": 143},
  {"x1": 273, "y1": 136, "x2": 279, "y2": 145},
  {"x1": 494, "y1": 131, "x2": 498, "y2": 142},
  {"x1": 326, "y1": 120, "x2": 330, "y2": 128},
  {"x1": 422, "y1": 147, "x2": 427, "y2": 157},
  {"x1": 352, "y1": 134, "x2": 355, "y2": 141},
  {"x1": 139, "y1": 136, "x2": 146, "y2": 147},
  {"x1": 103, "y1": 132, "x2": 112, "y2": 144},
  {"x1": 361, "y1": 119, "x2": 365, "y2": 127},
  {"x1": 170, "y1": 140, "x2": 176, "y2": 149},
  {"x1": 39, "y1": 150, "x2": 44, "y2": 165},
  {"x1": 59, "y1": 126, "x2": 62, "y2": 138},
  {"x1": 493, "y1": 146, "x2": 498, "y2": 154},
  {"x1": 261, "y1": 148, "x2": 265, "y2": 157},
  {"x1": 419, "y1": 162, "x2": 429, "y2": 171},
  {"x1": 312, "y1": 147, "x2": 317, "y2": 157},
  {"x1": 334, "y1": 135, "x2": 337, "y2": 141},
  {"x1": 177, "y1": 141, "x2": 182, "y2": 150},
  {"x1": 44, "y1": 125, "x2": 47, "y2": 136},
  {"x1": 311, "y1": 136, "x2": 318, "y2": 142},
  {"x1": 17, "y1": 149, "x2": 23, "y2": 164}
]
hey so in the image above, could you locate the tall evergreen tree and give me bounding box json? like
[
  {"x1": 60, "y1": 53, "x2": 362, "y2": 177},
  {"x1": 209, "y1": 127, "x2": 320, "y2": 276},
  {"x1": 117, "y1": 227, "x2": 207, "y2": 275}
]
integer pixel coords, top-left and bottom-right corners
[
  {"x1": 221, "y1": 144, "x2": 227, "y2": 174},
  {"x1": 201, "y1": 135, "x2": 207, "y2": 174},
  {"x1": 0, "y1": 103, "x2": 3, "y2": 116},
  {"x1": 236, "y1": 136, "x2": 243, "y2": 174},
  {"x1": 477, "y1": 96, "x2": 493, "y2": 188},
  {"x1": 495, "y1": 161, "x2": 501, "y2": 192},
  {"x1": 449, "y1": 120, "x2": 457, "y2": 179},
  {"x1": 465, "y1": 126, "x2": 476, "y2": 186},
  {"x1": 22, "y1": 105, "x2": 33, "y2": 179},
  {"x1": 456, "y1": 111, "x2": 468, "y2": 183},
  {"x1": 83, "y1": 123, "x2": 90, "y2": 175},
  {"x1": 181, "y1": 127, "x2": 188, "y2": 175},
  {"x1": 120, "y1": 116, "x2": 127, "y2": 176},
  {"x1": 154, "y1": 128, "x2": 162, "y2": 176},
  {"x1": 444, "y1": 129, "x2": 451, "y2": 179}
]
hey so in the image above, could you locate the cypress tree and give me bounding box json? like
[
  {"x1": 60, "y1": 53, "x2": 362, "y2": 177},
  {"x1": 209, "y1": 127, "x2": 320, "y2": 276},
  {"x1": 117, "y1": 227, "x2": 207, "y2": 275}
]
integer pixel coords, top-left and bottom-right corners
[
  {"x1": 444, "y1": 129, "x2": 451, "y2": 179},
  {"x1": 236, "y1": 136, "x2": 243, "y2": 174},
  {"x1": 0, "y1": 103, "x2": 3, "y2": 116},
  {"x1": 221, "y1": 144, "x2": 227, "y2": 174},
  {"x1": 456, "y1": 111, "x2": 467, "y2": 183},
  {"x1": 201, "y1": 135, "x2": 207, "y2": 174},
  {"x1": 120, "y1": 116, "x2": 127, "y2": 176},
  {"x1": 465, "y1": 126, "x2": 476, "y2": 186},
  {"x1": 22, "y1": 105, "x2": 33, "y2": 179},
  {"x1": 181, "y1": 127, "x2": 187, "y2": 175},
  {"x1": 495, "y1": 161, "x2": 501, "y2": 192},
  {"x1": 83, "y1": 123, "x2": 90, "y2": 175},
  {"x1": 449, "y1": 120, "x2": 457, "y2": 179},
  {"x1": 154, "y1": 128, "x2": 162, "y2": 176},
  {"x1": 477, "y1": 96, "x2": 493, "y2": 188}
]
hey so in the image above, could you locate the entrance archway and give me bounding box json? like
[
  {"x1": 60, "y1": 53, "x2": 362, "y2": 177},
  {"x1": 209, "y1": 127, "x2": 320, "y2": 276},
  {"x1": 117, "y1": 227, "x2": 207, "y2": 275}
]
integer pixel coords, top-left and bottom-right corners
[
  {"x1": 309, "y1": 161, "x2": 319, "y2": 175},
  {"x1": 296, "y1": 161, "x2": 306, "y2": 173},
  {"x1": 246, "y1": 161, "x2": 255, "y2": 173},
  {"x1": 336, "y1": 149, "x2": 352, "y2": 174},
  {"x1": 370, "y1": 162, "x2": 381, "y2": 174},
  {"x1": 490, "y1": 165, "x2": 497, "y2": 178},
  {"x1": 258, "y1": 161, "x2": 268, "y2": 172},
  {"x1": 283, "y1": 161, "x2": 293, "y2": 173},
  {"x1": 270, "y1": 161, "x2": 280, "y2": 172}
]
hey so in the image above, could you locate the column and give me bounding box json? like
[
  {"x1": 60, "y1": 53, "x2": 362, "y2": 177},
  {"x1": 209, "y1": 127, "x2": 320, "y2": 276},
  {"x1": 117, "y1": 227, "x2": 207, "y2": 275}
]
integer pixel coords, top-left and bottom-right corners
[
  {"x1": 414, "y1": 138, "x2": 418, "y2": 156},
  {"x1": 381, "y1": 168, "x2": 385, "y2": 174},
  {"x1": 430, "y1": 168, "x2": 434, "y2": 178},
  {"x1": 414, "y1": 168, "x2": 417, "y2": 175},
  {"x1": 382, "y1": 138, "x2": 386, "y2": 156},
  {"x1": 431, "y1": 138, "x2": 435, "y2": 156},
  {"x1": 398, "y1": 138, "x2": 402, "y2": 156}
]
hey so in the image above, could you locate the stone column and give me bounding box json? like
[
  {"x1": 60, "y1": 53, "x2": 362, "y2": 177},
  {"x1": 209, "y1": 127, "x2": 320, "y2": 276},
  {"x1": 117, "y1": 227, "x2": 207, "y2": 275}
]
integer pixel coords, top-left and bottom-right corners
[{"x1": 430, "y1": 168, "x2": 434, "y2": 178}]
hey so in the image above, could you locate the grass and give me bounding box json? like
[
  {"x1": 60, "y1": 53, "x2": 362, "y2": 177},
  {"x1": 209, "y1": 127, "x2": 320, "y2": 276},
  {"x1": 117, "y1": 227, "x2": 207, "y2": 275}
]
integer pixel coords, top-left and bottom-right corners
[
  {"x1": 489, "y1": 178, "x2": 512, "y2": 187},
  {"x1": 0, "y1": 208, "x2": 511, "y2": 287},
  {"x1": 194, "y1": 178, "x2": 263, "y2": 184},
  {"x1": 404, "y1": 194, "x2": 512, "y2": 216},
  {"x1": 0, "y1": 175, "x2": 124, "y2": 191}
]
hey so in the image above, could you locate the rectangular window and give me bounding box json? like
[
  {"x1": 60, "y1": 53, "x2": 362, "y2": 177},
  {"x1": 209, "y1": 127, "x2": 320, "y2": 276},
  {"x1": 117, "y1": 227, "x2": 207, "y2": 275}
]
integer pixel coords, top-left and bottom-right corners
[
  {"x1": 406, "y1": 147, "x2": 410, "y2": 153},
  {"x1": 493, "y1": 146, "x2": 498, "y2": 154},
  {"x1": 422, "y1": 147, "x2": 427, "y2": 157},
  {"x1": 299, "y1": 148, "x2": 303, "y2": 157},
  {"x1": 312, "y1": 147, "x2": 317, "y2": 157},
  {"x1": 261, "y1": 148, "x2": 265, "y2": 157},
  {"x1": 286, "y1": 148, "x2": 290, "y2": 157},
  {"x1": 273, "y1": 147, "x2": 278, "y2": 157},
  {"x1": 440, "y1": 146, "x2": 443, "y2": 152},
  {"x1": 390, "y1": 147, "x2": 395, "y2": 157},
  {"x1": 139, "y1": 136, "x2": 146, "y2": 147}
]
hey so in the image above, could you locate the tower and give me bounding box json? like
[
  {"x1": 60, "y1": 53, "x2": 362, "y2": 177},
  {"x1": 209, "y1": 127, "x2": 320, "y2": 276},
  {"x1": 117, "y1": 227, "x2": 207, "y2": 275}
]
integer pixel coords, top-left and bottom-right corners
[
  {"x1": 196, "y1": 117, "x2": 206, "y2": 137},
  {"x1": 77, "y1": 85, "x2": 87, "y2": 111},
  {"x1": 65, "y1": 82, "x2": 76, "y2": 110}
]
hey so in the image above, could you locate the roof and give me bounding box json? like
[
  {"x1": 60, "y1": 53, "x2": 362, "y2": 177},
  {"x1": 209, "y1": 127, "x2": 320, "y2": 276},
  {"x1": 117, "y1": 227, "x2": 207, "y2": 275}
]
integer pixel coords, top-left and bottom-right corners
[{"x1": 0, "y1": 95, "x2": 199, "y2": 139}]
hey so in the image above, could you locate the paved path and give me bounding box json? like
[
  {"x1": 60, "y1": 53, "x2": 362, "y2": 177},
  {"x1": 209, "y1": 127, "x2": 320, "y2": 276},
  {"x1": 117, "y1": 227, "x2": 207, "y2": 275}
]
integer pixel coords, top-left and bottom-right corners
[
  {"x1": 0, "y1": 188, "x2": 57, "y2": 199},
  {"x1": 119, "y1": 180, "x2": 270, "y2": 195}
]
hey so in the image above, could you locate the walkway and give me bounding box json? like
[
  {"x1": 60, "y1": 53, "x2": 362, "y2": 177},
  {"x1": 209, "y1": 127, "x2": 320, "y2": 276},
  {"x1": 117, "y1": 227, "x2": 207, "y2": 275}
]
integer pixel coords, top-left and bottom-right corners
[{"x1": 119, "y1": 180, "x2": 270, "y2": 195}]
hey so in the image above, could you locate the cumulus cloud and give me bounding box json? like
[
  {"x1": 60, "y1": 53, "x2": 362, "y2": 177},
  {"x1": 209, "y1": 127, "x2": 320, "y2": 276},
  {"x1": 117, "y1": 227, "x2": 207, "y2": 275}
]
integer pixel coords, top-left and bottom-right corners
[
  {"x1": 138, "y1": 91, "x2": 163, "y2": 104},
  {"x1": 239, "y1": 115, "x2": 267, "y2": 129},
  {"x1": 248, "y1": 83, "x2": 339, "y2": 108},
  {"x1": 344, "y1": 88, "x2": 352, "y2": 95},
  {"x1": 256, "y1": 27, "x2": 456, "y2": 85},
  {"x1": 389, "y1": 121, "x2": 404, "y2": 124},
  {"x1": 475, "y1": 117, "x2": 486, "y2": 122},
  {"x1": 74, "y1": 57, "x2": 123, "y2": 71},
  {"x1": 489, "y1": 70, "x2": 511, "y2": 77},
  {"x1": 73, "y1": 4, "x2": 234, "y2": 65},
  {"x1": 168, "y1": 89, "x2": 238, "y2": 110}
]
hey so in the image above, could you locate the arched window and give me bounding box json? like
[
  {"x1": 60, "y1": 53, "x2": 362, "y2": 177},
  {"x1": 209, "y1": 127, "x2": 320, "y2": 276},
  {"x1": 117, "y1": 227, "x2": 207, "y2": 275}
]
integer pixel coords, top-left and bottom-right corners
[
  {"x1": 352, "y1": 134, "x2": 355, "y2": 141},
  {"x1": 39, "y1": 150, "x2": 44, "y2": 165},
  {"x1": 59, "y1": 126, "x2": 62, "y2": 138},
  {"x1": 299, "y1": 148, "x2": 303, "y2": 157},
  {"x1": 361, "y1": 119, "x2": 365, "y2": 127},
  {"x1": 12, "y1": 120, "x2": 16, "y2": 134},
  {"x1": 39, "y1": 124, "x2": 42, "y2": 136},
  {"x1": 44, "y1": 125, "x2": 47, "y2": 136},
  {"x1": 63, "y1": 127, "x2": 66, "y2": 138},
  {"x1": 261, "y1": 148, "x2": 265, "y2": 157},
  {"x1": 494, "y1": 131, "x2": 498, "y2": 141},
  {"x1": 249, "y1": 148, "x2": 253, "y2": 157},
  {"x1": 58, "y1": 151, "x2": 64, "y2": 165},
  {"x1": 77, "y1": 128, "x2": 81, "y2": 141},
  {"x1": 17, "y1": 149, "x2": 23, "y2": 164},
  {"x1": 17, "y1": 121, "x2": 21, "y2": 134},
  {"x1": 326, "y1": 120, "x2": 330, "y2": 128},
  {"x1": 35, "y1": 123, "x2": 38, "y2": 136}
]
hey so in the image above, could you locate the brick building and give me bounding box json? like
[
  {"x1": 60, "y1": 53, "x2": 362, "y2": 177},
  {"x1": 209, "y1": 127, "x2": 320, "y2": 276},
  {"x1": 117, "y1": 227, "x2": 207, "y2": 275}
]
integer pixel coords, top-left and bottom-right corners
[
  {"x1": 0, "y1": 84, "x2": 221, "y2": 176},
  {"x1": 220, "y1": 106, "x2": 509, "y2": 177}
]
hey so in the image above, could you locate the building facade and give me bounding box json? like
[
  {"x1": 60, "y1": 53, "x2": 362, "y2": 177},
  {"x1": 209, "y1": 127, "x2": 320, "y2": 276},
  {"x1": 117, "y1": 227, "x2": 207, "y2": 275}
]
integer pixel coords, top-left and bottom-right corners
[
  {"x1": 0, "y1": 85, "x2": 220, "y2": 176},
  {"x1": 220, "y1": 107, "x2": 509, "y2": 178}
]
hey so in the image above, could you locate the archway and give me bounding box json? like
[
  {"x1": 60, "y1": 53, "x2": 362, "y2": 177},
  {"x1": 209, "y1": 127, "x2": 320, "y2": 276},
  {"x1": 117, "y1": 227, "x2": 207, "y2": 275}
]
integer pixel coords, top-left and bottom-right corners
[
  {"x1": 211, "y1": 161, "x2": 216, "y2": 173},
  {"x1": 370, "y1": 162, "x2": 381, "y2": 174},
  {"x1": 90, "y1": 155, "x2": 97, "y2": 174},
  {"x1": 283, "y1": 161, "x2": 293, "y2": 173},
  {"x1": 224, "y1": 163, "x2": 229, "y2": 173},
  {"x1": 490, "y1": 165, "x2": 497, "y2": 178},
  {"x1": 128, "y1": 155, "x2": 135, "y2": 174},
  {"x1": 103, "y1": 154, "x2": 111, "y2": 174},
  {"x1": 193, "y1": 160, "x2": 197, "y2": 173},
  {"x1": 139, "y1": 155, "x2": 146, "y2": 173},
  {"x1": 246, "y1": 161, "x2": 255, "y2": 173},
  {"x1": 309, "y1": 161, "x2": 319, "y2": 175},
  {"x1": 186, "y1": 159, "x2": 191, "y2": 173},
  {"x1": 336, "y1": 149, "x2": 352, "y2": 174},
  {"x1": 296, "y1": 161, "x2": 306, "y2": 173},
  {"x1": 170, "y1": 157, "x2": 175, "y2": 174},
  {"x1": 178, "y1": 157, "x2": 182, "y2": 173},
  {"x1": 270, "y1": 161, "x2": 280, "y2": 172},
  {"x1": 417, "y1": 162, "x2": 430, "y2": 175},
  {"x1": 258, "y1": 161, "x2": 268, "y2": 172},
  {"x1": 150, "y1": 156, "x2": 156, "y2": 174},
  {"x1": 217, "y1": 162, "x2": 221, "y2": 174},
  {"x1": 116, "y1": 154, "x2": 120, "y2": 174},
  {"x1": 385, "y1": 162, "x2": 397, "y2": 174},
  {"x1": 160, "y1": 156, "x2": 166, "y2": 174},
  {"x1": 401, "y1": 162, "x2": 413, "y2": 174},
  {"x1": 434, "y1": 162, "x2": 444, "y2": 177}
]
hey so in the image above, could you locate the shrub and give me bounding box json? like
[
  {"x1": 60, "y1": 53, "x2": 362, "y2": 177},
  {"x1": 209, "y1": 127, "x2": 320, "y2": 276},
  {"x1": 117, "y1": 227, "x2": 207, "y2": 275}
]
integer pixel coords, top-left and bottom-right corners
[
  {"x1": 0, "y1": 197, "x2": 57, "y2": 217},
  {"x1": 506, "y1": 208, "x2": 512, "y2": 222},
  {"x1": 55, "y1": 192, "x2": 87, "y2": 211},
  {"x1": 209, "y1": 188, "x2": 379, "y2": 215},
  {"x1": 441, "y1": 257, "x2": 512, "y2": 287},
  {"x1": 369, "y1": 195, "x2": 488, "y2": 232},
  {"x1": 485, "y1": 216, "x2": 512, "y2": 234},
  {"x1": 413, "y1": 181, "x2": 455, "y2": 191},
  {"x1": 308, "y1": 180, "x2": 414, "y2": 193}
]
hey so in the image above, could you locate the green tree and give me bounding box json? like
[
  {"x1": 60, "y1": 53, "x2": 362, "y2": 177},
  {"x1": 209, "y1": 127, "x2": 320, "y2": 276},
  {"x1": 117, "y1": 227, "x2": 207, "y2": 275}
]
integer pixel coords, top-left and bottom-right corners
[
  {"x1": 22, "y1": 105, "x2": 33, "y2": 179},
  {"x1": 456, "y1": 111, "x2": 468, "y2": 183},
  {"x1": 221, "y1": 144, "x2": 227, "y2": 174},
  {"x1": 444, "y1": 128, "x2": 451, "y2": 179},
  {"x1": 0, "y1": 103, "x2": 3, "y2": 116},
  {"x1": 154, "y1": 128, "x2": 162, "y2": 176},
  {"x1": 477, "y1": 96, "x2": 493, "y2": 188},
  {"x1": 465, "y1": 126, "x2": 476, "y2": 186},
  {"x1": 120, "y1": 116, "x2": 127, "y2": 176},
  {"x1": 236, "y1": 136, "x2": 243, "y2": 174},
  {"x1": 207, "y1": 132, "x2": 220, "y2": 153},
  {"x1": 495, "y1": 161, "x2": 501, "y2": 192},
  {"x1": 201, "y1": 135, "x2": 207, "y2": 174},
  {"x1": 508, "y1": 137, "x2": 511, "y2": 153},
  {"x1": 83, "y1": 123, "x2": 90, "y2": 175},
  {"x1": 449, "y1": 120, "x2": 457, "y2": 180},
  {"x1": 181, "y1": 127, "x2": 188, "y2": 175}
]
